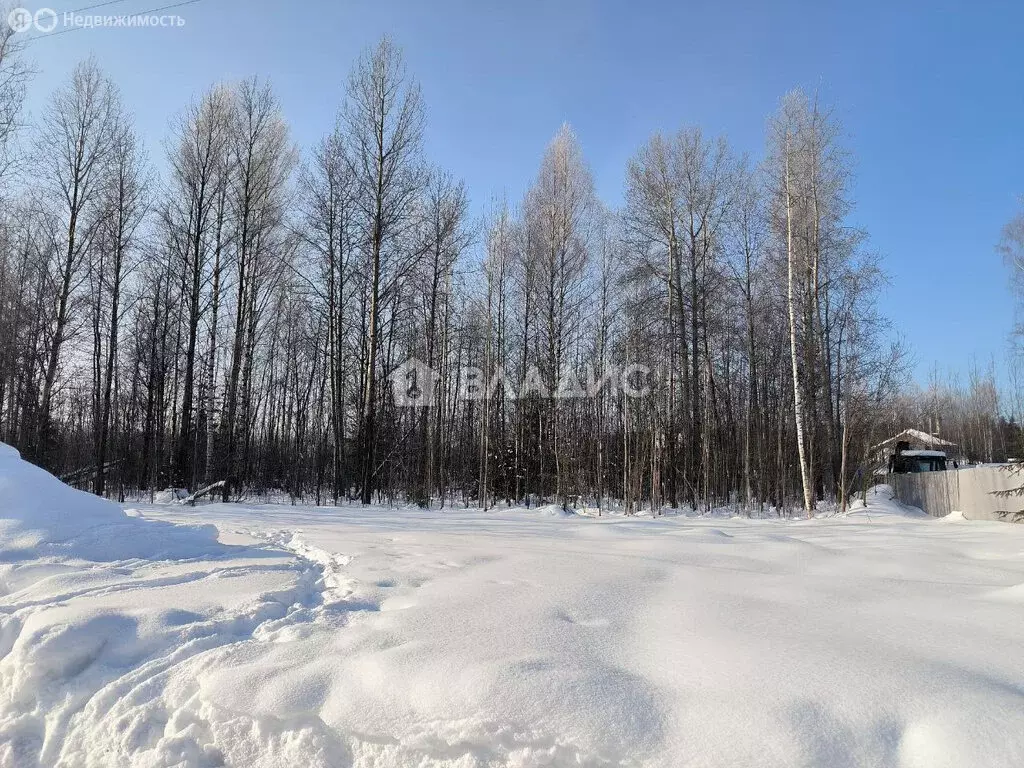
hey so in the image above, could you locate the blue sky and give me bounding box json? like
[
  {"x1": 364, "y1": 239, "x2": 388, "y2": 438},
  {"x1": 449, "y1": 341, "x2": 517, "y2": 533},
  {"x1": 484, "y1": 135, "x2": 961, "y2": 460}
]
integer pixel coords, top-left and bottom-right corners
[{"x1": 14, "y1": 0, "x2": 1024, "y2": 387}]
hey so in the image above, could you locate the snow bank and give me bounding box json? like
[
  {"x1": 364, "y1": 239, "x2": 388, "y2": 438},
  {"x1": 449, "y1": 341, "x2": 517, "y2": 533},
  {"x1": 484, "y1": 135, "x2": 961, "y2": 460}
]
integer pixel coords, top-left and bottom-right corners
[
  {"x1": 0, "y1": 442, "x2": 124, "y2": 543},
  {"x1": 533, "y1": 502, "x2": 579, "y2": 517},
  {"x1": 152, "y1": 488, "x2": 190, "y2": 504},
  {"x1": 0, "y1": 441, "x2": 222, "y2": 562},
  {"x1": 844, "y1": 484, "x2": 931, "y2": 518}
]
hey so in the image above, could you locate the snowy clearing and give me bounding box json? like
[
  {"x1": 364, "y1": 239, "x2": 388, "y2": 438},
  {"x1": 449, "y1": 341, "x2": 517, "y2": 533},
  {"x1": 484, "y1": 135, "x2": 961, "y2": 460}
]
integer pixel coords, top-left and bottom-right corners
[{"x1": 2, "y1": 444, "x2": 1024, "y2": 767}]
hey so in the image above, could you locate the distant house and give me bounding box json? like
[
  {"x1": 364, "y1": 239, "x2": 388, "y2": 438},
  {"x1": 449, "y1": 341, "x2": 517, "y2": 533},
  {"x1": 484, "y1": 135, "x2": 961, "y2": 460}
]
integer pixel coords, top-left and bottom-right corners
[{"x1": 870, "y1": 429, "x2": 959, "y2": 476}]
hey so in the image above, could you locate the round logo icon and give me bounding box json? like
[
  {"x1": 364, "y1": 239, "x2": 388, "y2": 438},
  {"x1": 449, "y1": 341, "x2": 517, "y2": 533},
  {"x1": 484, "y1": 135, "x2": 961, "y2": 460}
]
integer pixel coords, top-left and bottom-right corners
[
  {"x1": 6, "y1": 7, "x2": 33, "y2": 33},
  {"x1": 34, "y1": 8, "x2": 57, "y2": 33}
]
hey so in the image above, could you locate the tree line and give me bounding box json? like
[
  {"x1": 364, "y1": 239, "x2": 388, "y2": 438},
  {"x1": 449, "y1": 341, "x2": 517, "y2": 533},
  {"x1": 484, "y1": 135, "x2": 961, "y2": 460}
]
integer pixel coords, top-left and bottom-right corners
[{"x1": 0, "y1": 33, "x2": 1004, "y2": 513}]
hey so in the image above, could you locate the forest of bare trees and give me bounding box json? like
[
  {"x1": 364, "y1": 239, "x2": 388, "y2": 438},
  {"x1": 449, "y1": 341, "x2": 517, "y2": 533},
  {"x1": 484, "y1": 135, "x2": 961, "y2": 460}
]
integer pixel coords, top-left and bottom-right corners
[{"x1": 0, "y1": 35, "x2": 1010, "y2": 513}]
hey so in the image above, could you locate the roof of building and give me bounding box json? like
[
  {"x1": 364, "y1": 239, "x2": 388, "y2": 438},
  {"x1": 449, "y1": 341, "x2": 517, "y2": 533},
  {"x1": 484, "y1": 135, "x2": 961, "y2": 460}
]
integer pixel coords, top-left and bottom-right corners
[
  {"x1": 899, "y1": 450, "x2": 947, "y2": 458},
  {"x1": 871, "y1": 428, "x2": 958, "y2": 452}
]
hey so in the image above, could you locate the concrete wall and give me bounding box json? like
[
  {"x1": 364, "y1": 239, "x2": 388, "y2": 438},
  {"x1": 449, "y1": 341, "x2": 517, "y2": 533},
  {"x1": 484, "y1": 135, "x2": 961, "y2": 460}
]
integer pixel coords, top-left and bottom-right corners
[{"x1": 890, "y1": 466, "x2": 1024, "y2": 522}]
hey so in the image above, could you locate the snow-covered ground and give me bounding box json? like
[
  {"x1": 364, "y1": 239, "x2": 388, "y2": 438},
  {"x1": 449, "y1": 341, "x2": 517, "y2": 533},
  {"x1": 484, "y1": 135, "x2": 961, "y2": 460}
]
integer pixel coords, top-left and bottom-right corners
[{"x1": 2, "y1": 444, "x2": 1024, "y2": 767}]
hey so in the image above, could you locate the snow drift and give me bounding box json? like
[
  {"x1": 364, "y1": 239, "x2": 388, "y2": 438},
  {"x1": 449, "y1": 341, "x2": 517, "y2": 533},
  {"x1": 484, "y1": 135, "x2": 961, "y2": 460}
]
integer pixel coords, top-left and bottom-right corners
[
  {"x1": 3, "y1": 442, "x2": 1024, "y2": 767},
  {"x1": 0, "y1": 442, "x2": 222, "y2": 564}
]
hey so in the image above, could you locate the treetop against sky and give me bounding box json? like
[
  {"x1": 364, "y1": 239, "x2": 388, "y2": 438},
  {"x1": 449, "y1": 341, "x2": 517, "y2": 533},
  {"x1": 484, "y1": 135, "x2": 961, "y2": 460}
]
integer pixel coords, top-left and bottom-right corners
[{"x1": 10, "y1": 0, "x2": 1022, "y2": 386}]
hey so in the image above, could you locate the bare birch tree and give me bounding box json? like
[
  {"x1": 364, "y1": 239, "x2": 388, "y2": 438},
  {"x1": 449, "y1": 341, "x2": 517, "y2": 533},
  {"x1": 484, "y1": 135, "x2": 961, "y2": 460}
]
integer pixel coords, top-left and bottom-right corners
[
  {"x1": 0, "y1": 5, "x2": 29, "y2": 185},
  {"x1": 165, "y1": 84, "x2": 232, "y2": 488},
  {"x1": 344, "y1": 38, "x2": 426, "y2": 503},
  {"x1": 93, "y1": 116, "x2": 150, "y2": 496},
  {"x1": 34, "y1": 58, "x2": 120, "y2": 461}
]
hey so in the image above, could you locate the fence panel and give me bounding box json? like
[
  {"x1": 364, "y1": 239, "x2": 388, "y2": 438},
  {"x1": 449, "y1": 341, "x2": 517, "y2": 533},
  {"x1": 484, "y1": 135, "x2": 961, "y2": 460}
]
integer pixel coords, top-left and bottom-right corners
[{"x1": 889, "y1": 466, "x2": 1023, "y2": 522}]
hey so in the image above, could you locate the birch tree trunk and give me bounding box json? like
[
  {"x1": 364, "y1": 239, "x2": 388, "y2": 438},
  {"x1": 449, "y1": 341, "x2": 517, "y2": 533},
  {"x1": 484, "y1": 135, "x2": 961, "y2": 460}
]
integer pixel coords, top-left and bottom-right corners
[{"x1": 785, "y1": 136, "x2": 814, "y2": 515}]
